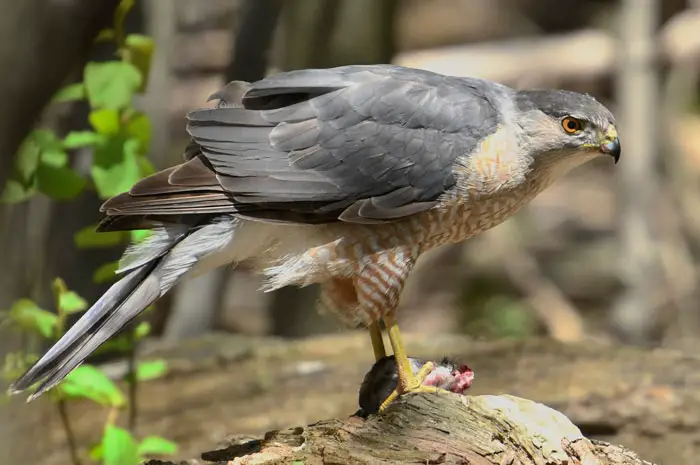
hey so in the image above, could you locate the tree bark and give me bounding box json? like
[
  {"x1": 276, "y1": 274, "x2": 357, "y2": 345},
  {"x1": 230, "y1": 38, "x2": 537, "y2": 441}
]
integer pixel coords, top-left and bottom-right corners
[{"x1": 177, "y1": 394, "x2": 655, "y2": 465}]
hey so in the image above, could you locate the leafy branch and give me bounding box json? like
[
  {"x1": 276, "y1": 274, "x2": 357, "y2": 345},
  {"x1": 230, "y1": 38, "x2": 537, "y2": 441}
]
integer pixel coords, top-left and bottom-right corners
[
  {"x1": 0, "y1": 0, "x2": 154, "y2": 285},
  {"x1": 0, "y1": 1, "x2": 176, "y2": 464},
  {"x1": 2, "y1": 279, "x2": 175, "y2": 465}
]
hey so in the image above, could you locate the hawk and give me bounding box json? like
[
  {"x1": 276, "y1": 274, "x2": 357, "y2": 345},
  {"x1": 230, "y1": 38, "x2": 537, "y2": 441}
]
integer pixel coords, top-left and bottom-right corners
[{"x1": 11, "y1": 65, "x2": 621, "y2": 411}]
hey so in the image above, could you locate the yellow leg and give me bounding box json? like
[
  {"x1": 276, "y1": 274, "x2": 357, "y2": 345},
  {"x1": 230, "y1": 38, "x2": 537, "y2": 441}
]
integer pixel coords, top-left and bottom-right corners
[
  {"x1": 378, "y1": 313, "x2": 441, "y2": 413},
  {"x1": 368, "y1": 321, "x2": 386, "y2": 361}
]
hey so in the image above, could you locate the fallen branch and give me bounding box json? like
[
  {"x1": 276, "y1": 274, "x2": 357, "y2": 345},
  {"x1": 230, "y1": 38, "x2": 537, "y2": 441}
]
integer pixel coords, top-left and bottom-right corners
[
  {"x1": 34, "y1": 333, "x2": 700, "y2": 465},
  {"x1": 394, "y1": 10, "x2": 700, "y2": 87},
  {"x1": 149, "y1": 393, "x2": 655, "y2": 465}
]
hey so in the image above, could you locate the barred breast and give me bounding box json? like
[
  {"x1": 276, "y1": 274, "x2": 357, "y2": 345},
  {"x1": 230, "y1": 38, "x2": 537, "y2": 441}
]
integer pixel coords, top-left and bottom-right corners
[{"x1": 231, "y1": 172, "x2": 554, "y2": 295}]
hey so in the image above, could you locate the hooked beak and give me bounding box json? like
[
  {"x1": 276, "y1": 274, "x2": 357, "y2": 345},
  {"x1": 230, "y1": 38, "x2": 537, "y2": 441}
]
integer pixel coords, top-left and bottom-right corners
[{"x1": 600, "y1": 125, "x2": 621, "y2": 164}]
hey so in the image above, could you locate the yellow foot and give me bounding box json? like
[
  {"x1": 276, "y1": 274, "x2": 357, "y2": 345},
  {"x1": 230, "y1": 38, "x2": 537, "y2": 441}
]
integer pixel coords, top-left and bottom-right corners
[{"x1": 378, "y1": 360, "x2": 448, "y2": 413}]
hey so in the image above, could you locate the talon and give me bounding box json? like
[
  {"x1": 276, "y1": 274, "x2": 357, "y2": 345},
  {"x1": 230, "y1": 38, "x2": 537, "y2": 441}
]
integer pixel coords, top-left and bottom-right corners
[
  {"x1": 412, "y1": 361, "x2": 435, "y2": 389},
  {"x1": 359, "y1": 354, "x2": 474, "y2": 415},
  {"x1": 378, "y1": 360, "x2": 442, "y2": 413}
]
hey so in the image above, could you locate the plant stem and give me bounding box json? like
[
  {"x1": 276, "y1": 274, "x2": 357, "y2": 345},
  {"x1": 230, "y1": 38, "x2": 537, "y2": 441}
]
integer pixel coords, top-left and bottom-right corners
[
  {"x1": 127, "y1": 330, "x2": 138, "y2": 432},
  {"x1": 106, "y1": 406, "x2": 119, "y2": 426},
  {"x1": 57, "y1": 400, "x2": 83, "y2": 465}
]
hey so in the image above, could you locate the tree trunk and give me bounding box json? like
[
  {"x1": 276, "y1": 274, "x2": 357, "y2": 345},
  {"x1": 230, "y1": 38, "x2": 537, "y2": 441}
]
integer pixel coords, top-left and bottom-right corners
[
  {"x1": 0, "y1": 2, "x2": 119, "y2": 464},
  {"x1": 0, "y1": 0, "x2": 119, "y2": 192},
  {"x1": 612, "y1": 0, "x2": 663, "y2": 344}
]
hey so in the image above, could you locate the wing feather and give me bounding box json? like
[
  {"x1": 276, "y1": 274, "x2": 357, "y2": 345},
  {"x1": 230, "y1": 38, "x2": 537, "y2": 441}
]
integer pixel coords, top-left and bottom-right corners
[{"x1": 100, "y1": 64, "x2": 504, "y2": 231}]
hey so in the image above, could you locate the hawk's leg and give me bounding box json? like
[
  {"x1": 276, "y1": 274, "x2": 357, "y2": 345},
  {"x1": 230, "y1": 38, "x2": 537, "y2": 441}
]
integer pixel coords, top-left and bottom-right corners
[
  {"x1": 368, "y1": 321, "x2": 386, "y2": 361},
  {"x1": 352, "y1": 247, "x2": 446, "y2": 412},
  {"x1": 378, "y1": 312, "x2": 440, "y2": 412}
]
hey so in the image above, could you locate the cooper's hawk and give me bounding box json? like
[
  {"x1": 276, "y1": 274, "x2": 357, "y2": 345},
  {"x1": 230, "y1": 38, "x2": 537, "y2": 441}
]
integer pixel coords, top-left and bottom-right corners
[{"x1": 10, "y1": 65, "x2": 621, "y2": 410}]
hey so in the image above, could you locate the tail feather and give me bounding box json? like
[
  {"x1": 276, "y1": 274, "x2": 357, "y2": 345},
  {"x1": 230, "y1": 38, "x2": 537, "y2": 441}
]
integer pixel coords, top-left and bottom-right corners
[
  {"x1": 9, "y1": 264, "x2": 156, "y2": 397},
  {"x1": 21, "y1": 265, "x2": 160, "y2": 400},
  {"x1": 10, "y1": 217, "x2": 238, "y2": 400}
]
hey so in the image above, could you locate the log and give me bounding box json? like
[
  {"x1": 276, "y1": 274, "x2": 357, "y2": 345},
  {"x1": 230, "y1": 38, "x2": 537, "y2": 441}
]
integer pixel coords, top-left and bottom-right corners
[
  {"x1": 149, "y1": 393, "x2": 655, "y2": 465},
  {"x1": 31, "y1": 332, "x2": 700, "y2": 464}
]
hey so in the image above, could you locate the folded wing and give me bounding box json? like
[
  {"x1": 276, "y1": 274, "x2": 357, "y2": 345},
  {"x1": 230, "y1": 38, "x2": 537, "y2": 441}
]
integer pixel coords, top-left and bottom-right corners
[{"x1": 100, "y1": 64, "x2": 500, "y2": 231}]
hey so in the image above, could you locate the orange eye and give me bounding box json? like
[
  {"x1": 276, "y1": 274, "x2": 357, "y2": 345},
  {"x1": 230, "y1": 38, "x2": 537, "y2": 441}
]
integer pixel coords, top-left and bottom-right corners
[{"x1": 562, "y1": 117, "x2": 582, "y2": 134}]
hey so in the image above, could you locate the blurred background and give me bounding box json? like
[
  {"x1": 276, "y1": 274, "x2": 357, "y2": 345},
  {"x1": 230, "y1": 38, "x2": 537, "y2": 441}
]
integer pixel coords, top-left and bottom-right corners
[{"x1": 1, "y1": 0, "x2": 699, "y2": 463}]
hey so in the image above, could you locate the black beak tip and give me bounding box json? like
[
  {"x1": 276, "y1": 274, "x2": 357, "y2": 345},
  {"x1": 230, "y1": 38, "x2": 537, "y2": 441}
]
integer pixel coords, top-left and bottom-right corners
[{"x1": 602, "y1": 138, "x2": 621, "y2": 164}]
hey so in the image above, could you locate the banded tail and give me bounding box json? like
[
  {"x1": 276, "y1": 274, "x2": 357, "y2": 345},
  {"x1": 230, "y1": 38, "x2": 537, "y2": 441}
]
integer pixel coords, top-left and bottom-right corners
[{"x1": 10, "y1": 218, "x2": 236, "y2": 401}]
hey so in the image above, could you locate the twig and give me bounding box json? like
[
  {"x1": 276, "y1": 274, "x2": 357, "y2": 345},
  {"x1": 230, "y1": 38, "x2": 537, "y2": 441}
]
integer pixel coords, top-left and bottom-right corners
[{"x1": 57, "y1": 399, "x2": 82, "y2": 465}]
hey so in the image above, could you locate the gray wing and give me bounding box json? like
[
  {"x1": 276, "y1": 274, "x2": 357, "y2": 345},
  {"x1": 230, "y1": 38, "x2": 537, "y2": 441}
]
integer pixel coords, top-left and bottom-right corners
[{"x1": 99, "y1": 65, "x2": 501, "y2": 230}]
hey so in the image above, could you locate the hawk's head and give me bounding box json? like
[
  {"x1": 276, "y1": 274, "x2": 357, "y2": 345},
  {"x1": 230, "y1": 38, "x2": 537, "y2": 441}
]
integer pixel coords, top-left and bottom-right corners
[{"x1": 515, "y1": 89, "x2": 621, "y2": 169}]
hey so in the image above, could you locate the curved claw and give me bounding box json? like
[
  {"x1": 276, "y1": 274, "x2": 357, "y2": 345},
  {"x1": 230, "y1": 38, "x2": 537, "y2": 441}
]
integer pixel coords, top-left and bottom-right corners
[{"x1": 378, "y1": 360, "x2": 440, "y2": 413}]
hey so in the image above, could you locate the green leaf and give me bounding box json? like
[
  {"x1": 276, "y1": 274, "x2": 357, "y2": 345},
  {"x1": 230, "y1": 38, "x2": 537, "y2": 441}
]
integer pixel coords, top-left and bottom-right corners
[
  {"x1": 103, "y1": 425, "x2": 140, "y2": 465},
  {"x1": 91, "y1": 138, "x2": 141, "y2": 198},
  {"x1": 60, "y1": 365, "x2": 126, "y2": 407},
  {"x1": 137, "y1": 436, "x2": 177, "y2": 457},
  {"x1": 89, "y1": 443, "x2": 104, "y2": 461},
  {"x1": 8, "y1": 299, "x2": 57, "y2": 338},
  {"x1": 35, "y1": 164, "x2": 86, "y2": 200},
  {"x1": 134, "y1": 321, "x2": 151, "y2": 340},
  {"x1": 52, "y1": 83, "x2": 86, "y2": 103},
  {"x1": 74, "y1": 224, "x2": 126, "y2": 248},
  {"x1": 93, "y1": 261, "x2": 120, "y2": 284},
  {"x1": 130, "y1": 229, "x2": 151, "y2": 244},
  {"x1": 58, "y1": 291, "x2": 87, "y2": 315},
  {"x1": 15, "y1": 136, "x2": 41, "y2": 182},
  {"x1": 64, "y1": 131, "x2": 105, "y2": 149},
  {"x1": 40, "y1": 150, "x2": 68, "y2": 168},
  {"x1": 32, "y1": 129, "x2": 64, "y2": 152},
  {"x1": 89, "y1": 109, "x2": 121, "y2": 135},
  {"x1": 137, "y1": 156, "x2": 156, "y2": 177},
  {"x1": 136, "y1": 359, "x2": 168, "y2": 382},
  {"x1": 96, "y1": 28, "x2": 116, "y2": 42},
  {"x1": 125, "y1": 111, "x2": 151, "y2": 151},
  {"x1": 125, "y1": 34, "x2": 154, "y2": 93},
  {"x1": 1, "y1": 179, "x2": 35, "y2": 204},
  {"x1": 50, "y1": 277, "x2": 84, "y2": 316},
  {"x1": 93, "y1": 134, "x2": 127, "y2": 166},
  {"x1": 84, "y1": 61, "x2": 142, "y2": 110}
]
